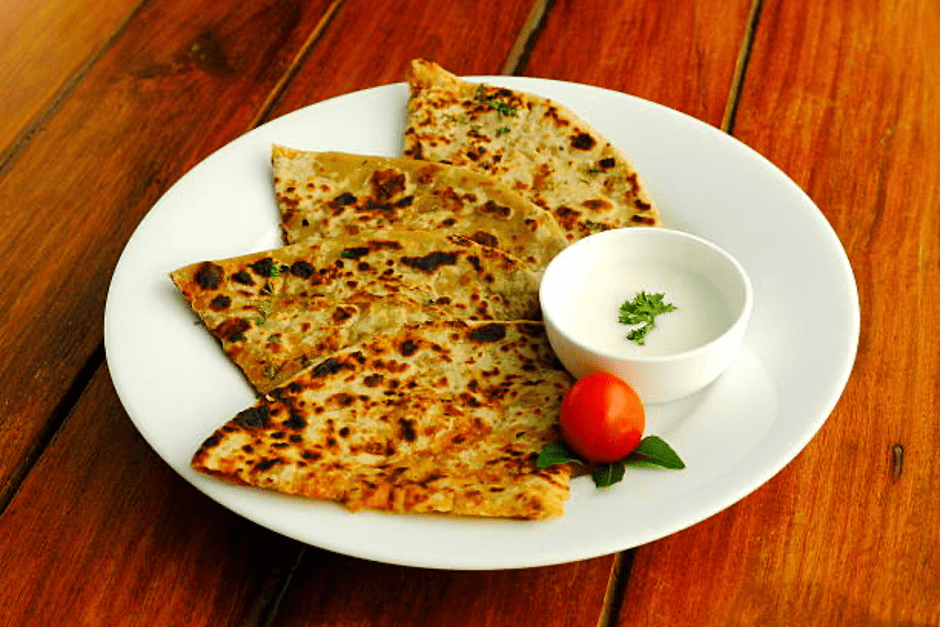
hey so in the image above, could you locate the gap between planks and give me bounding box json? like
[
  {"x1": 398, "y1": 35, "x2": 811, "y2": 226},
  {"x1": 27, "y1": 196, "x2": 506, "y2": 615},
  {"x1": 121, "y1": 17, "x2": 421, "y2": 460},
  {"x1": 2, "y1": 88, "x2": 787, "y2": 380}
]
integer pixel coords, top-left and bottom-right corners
[
  {"x1": 596, "y1": 551, "x2": 634, "y2": 627},
  {"x1": 0, "y1": 0, "x2": 345, "y2": 613},
  {"x1": 0, "y1": 344, "x2": 106, "y2": 514},
  {"x1": 501, "y1": 0, "x2": 554, "y2": 75},
  {"x1": 246, "y1": 0, "x2": 344, "y2": 130},
  {"x1": 0, "y1": 0, "x2": 152, "y2": 176},
  {"x1": 720, "y1": 0, "x2": 763, "y2": 134},
  {"x1": 504, "y1": 4, "x2": 641, "y2": 626}
]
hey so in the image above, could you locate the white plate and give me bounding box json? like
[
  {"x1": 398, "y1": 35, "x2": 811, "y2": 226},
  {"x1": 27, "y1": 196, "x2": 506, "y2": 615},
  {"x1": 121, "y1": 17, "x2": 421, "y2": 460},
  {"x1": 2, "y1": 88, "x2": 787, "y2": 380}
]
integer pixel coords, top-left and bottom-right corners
[{"x1": 104, "y1": 77, "x2": 859, "y2": 570}]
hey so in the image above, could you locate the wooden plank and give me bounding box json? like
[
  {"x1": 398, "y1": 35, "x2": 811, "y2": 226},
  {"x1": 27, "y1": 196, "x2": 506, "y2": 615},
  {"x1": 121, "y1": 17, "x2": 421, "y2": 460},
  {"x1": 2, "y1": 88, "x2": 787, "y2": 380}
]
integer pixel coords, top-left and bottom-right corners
[
  {"x1": 618, "y1": 0, "x2": 939, "y2": 625},
  {"x1": 277, "y1": 549, "x2": 616, "y2": 627},
  {"x1": 521, "y1": 0, "x2": 755, "y2": 127},
  {"x1": 0, "y1": 367, "x2": 305, "y2": 625},
  {"x1": 265, "y1": 0, "x2": 539, "y2": 119},
  {"x1": 0, "y1": 0, "x2": 336, "y2": 505},
  {"x1": 0, "y1": 0, "x2": 142, "y2": 159}
]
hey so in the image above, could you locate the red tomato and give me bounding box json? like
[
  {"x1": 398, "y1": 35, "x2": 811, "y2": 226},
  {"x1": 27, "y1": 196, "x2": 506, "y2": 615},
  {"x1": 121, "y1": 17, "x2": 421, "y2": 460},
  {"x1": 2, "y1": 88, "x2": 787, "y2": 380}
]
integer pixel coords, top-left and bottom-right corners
[{"x1": 559, "y1": 373, "x2": 645, "y2": 464}]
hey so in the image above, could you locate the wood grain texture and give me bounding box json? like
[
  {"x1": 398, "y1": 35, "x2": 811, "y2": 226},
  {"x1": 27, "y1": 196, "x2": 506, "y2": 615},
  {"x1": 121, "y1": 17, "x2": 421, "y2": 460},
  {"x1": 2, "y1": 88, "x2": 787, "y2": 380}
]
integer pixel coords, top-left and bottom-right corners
[
  {"x1": 268, "y1": 3, "x2": 755, "y2": 625},
  {"x1": 0, "y1": 0, "x2": 142, "y2": 160},
  {"x1": 266, "y1": 0, "x2": 539, "y2": 120},
  {"x1": 521, "y1": 0, "x2": 755, "y2": 127},
  {"x1": 0, "y1": 368, "x2": 305, "y2": 625},
  {"x1": 274, "y1": 549, "x2": 616, "y2": 627},
  {"x1": 258, "y1": 4, "x2": 622, "y2": 624},
  {"x1": 0, "y1": 0, "x2": 336, "y2": 505},
  {"x1": 619, "y1": 1, "x2": 939, "y2": 625}
]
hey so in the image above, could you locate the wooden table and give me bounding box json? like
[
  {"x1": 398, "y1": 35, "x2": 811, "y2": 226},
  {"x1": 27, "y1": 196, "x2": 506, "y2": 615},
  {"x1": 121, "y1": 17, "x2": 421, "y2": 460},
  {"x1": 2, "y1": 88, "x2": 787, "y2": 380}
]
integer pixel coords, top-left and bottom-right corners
[{"x1": 0, "y1": 0, "x2": 937, "y2": 624}]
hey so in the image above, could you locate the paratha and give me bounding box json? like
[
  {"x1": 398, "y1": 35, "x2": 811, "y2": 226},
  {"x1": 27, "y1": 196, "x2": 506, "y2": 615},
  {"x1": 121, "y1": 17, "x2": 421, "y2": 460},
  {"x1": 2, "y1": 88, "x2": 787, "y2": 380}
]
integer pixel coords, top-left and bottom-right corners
[
  {"x1": 271, "y1": 146, "x2": 568, "y2": 270},
  {"x1": 403, "y1": 59, "x2": 662, "y2": 242},
  {"x1": 191, "y1": 320, "x2": 573, "y2": 519},
  {"x1": 170, "y1": 230, "x2": 540, "y2": 394}
]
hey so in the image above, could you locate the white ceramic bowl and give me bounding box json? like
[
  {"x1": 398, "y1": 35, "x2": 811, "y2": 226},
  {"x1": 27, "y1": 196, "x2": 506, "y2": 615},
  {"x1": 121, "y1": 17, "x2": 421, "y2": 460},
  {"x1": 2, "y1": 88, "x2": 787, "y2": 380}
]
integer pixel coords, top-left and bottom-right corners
[{"x1": 540, "y1": 228, "x2": 753, "y2": 404}]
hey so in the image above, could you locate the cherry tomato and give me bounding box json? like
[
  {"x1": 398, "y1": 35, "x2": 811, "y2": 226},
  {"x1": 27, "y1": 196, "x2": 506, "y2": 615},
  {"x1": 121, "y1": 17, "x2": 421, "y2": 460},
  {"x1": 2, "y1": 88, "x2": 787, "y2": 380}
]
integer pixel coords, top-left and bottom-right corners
[{"x1": 559, "y1": 372, "x2": 645, "y2": 464}]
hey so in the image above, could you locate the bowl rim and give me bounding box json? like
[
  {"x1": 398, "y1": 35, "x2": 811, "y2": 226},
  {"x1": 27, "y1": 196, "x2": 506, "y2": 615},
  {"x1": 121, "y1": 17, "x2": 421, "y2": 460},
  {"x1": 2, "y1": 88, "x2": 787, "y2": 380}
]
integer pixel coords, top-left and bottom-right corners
[{"x1": 539, "y1": 227, "x2": 754, "y2": 364}]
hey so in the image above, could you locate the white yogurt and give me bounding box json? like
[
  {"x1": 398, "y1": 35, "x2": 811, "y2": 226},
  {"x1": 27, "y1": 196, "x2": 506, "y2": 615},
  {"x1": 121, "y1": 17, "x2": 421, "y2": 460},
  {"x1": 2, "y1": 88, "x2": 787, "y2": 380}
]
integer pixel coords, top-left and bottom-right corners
[
  {"x1": 540, "y1": 227, "x2": 753, "y2": 403},
  {"x1": 556, "y1": 262, "x2": 734, "y2": 358}
]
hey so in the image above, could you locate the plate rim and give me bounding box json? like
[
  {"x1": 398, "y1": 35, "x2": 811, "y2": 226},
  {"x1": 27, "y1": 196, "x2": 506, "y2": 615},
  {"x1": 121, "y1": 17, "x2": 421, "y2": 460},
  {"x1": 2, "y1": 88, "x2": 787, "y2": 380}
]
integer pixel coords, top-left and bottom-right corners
[{"x1": 104, "y1": 76, "x2": 860, "y2": 570}]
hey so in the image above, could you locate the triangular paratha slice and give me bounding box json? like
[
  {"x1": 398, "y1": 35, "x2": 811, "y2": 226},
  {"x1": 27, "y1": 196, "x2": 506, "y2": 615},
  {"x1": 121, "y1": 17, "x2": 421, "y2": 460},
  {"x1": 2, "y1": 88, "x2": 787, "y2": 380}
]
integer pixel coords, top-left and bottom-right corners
[
  {"x1": 403, "y1": 59, "x2": 662, "y2": 241},
  {"x1": 170, "y1": 230, "x2": 540, "y2": 394},
  {"x1": 271, "y1": 146, "x2": 568, "y2": 270},
  {"x1": 192, "y1": 321, "x2": 573, "y2": 519}
]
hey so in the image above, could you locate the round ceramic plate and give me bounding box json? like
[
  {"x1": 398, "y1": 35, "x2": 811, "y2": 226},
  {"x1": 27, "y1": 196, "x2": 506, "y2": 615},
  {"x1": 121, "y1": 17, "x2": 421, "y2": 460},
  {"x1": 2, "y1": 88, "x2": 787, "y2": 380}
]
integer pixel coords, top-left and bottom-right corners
[{"x1": 104, "y1": 77, "x2": 859, "y2": 570}]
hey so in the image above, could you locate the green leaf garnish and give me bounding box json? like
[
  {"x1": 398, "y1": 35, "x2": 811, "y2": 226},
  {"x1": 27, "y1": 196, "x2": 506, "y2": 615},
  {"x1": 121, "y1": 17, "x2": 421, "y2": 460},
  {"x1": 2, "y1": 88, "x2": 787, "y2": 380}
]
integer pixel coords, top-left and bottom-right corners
[
  {"x1": 536, "y1": 441, "x2": 583, "y2": 468},
  {"x1": 537, "y1": 436, "x2": 684, "y2": 488},
  {"x1": 618, "y1": 291, "x2": 676, "y2": 345},
  {"x1": 622, "y1": 436, "x2": 686, "y2": 469},
  {"x1": 591, "y1": 462, "x2": 625, "y2": 488},
  {"x1": 496, "y1": 125, "x2": 511, "y2": 135}
]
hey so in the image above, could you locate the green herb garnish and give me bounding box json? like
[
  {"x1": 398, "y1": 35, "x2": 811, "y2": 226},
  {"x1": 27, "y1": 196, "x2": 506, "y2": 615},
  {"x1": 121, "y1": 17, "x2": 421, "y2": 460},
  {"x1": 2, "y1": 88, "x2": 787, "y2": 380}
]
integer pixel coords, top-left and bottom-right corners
[
  {"x1": 538, "y1": 436, "x2": 685, "y2": 488},
  {"x1": 496, "y1": 125, "x2": 511, "y2": 135},
  {"x1": 252, "y1": 299, "x2": 273, "y2": 325},
  {"x1": 487, "y1": 101, "x2": 517, "y2": 116},
  {"x1": 474, "y1": 83, "x2": 517, "y2": 116},
  {"x1": 618, "y1": 291, "x2": 676, "y2": 345}
]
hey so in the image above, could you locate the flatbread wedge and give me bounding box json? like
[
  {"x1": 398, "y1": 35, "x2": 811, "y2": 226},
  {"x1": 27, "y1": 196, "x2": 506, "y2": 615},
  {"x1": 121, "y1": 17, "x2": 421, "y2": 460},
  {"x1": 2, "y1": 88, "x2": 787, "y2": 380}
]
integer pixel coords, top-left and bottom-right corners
[
  {"x1": 170, "y1": 230, "x2": 540, "y2": 394},
  {"x1": 403, "y1": 59, "x2": 662, "y2": 241},
  {"x1": 192, "y1": 320, "x2": 573, "y2": 519},
  {"x1": 271, "y1": 146, "x2": 568, "y2": 270}
]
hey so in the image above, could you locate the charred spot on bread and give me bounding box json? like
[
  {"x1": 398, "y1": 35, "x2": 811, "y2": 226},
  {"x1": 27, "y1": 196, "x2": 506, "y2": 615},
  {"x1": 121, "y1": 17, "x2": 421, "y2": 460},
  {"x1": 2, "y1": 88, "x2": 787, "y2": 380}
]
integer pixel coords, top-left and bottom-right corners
[
  {"x1": 194, "y1": 262, "x2": 224, "y2": 290},
  {"x1": 469, "y1": 323, "x2": 506, "y2": 343},
  {"x1": 231, "y1": 270, "x2": 254, "y2": 285},
  {"x1": 330, "y1": 192, "x2": 357, "y2": 208},
  {"x1": 370, "y1": 169, "x2": 407, "y2": 199},
  {"x1": 290, "y1": 260, "x2": 315, "y2": 278},
  {"x1": 570, "y1": 133, "x2": 596, "y2": 150},
  {"x1": 233, "y1": 405, "x2": 270, "y2": 429},
  {"x1": 400, "y1": 251, "x2": 458, "y2": 272},
  {"x1": 249, "y1": 257, "x2": 275, "y2": 277},
  {"x1": 313, "y1": 357, "x2": 349, "y2": 377},
  {"x1": 209, "y1": 295, "x2": 231, "y2": 311}
]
